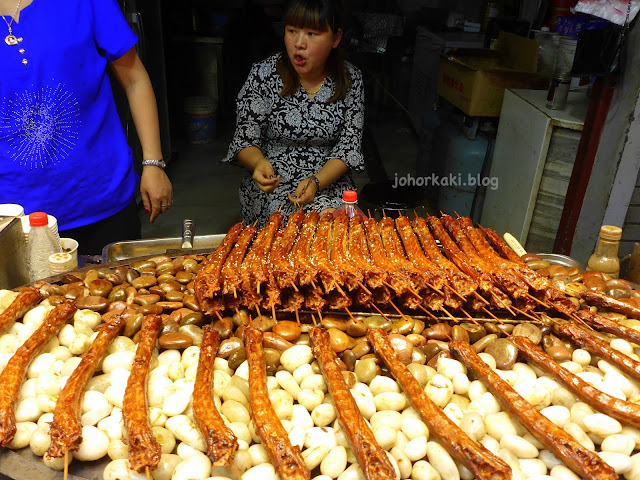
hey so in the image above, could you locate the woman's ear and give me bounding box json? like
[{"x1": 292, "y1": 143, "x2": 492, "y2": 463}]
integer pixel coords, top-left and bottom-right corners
[{"x1": 332, "y1": 28, "x2": 343, "y2": 49}]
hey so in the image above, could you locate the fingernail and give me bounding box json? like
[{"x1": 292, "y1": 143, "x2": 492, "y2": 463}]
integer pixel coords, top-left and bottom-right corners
[{"x1": 145, "y1": 208, "x2": 150, "y2": 213}]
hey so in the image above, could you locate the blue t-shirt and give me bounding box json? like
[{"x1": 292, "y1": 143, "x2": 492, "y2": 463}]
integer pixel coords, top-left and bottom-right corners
[{"x1": 0, "y1": 0, "x2": 138, "y2": 230}]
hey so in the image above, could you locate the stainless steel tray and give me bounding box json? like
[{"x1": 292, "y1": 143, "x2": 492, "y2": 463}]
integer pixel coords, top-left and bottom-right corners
[
  {"x1": 537, "y1": 253, "x2": 586, "y2": 271},
  {"x1": 102, "y1": 234, "x2": 226, "y2": 263}
]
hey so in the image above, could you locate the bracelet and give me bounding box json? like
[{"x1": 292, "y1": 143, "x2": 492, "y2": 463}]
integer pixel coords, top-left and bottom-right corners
[
  {"x1": 142, "y1": 159, "x2": 166, "y2": 169},
  {"x1": 311, "y1": 175, "x2": 321, "y2": 192}
]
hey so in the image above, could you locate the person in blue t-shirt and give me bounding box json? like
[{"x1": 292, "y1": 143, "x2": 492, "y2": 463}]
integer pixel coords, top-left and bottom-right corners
[{"x1": 0, "y1": 0, "x2": 173, "y2": 254}]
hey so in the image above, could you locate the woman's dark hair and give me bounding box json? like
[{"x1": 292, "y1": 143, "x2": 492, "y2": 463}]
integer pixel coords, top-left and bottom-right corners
[{"x1": 276, "y1": 0, "x2": 350, "y2": 102}]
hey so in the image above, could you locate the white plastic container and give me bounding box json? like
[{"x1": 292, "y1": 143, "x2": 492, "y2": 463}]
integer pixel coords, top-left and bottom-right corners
[{"x1": 26, "y1": 212, "x2": 61, "y2": 282}]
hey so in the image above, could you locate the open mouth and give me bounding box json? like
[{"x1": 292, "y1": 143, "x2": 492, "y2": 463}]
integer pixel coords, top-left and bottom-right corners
[{"x1": 293, "y1": 54, "x2": 306, "y2": 66}]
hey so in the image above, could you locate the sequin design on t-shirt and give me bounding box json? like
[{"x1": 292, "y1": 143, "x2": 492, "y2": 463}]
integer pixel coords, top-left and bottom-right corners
[{"x1": 0, "y1": 82, "x2": 80, "y2": 169}]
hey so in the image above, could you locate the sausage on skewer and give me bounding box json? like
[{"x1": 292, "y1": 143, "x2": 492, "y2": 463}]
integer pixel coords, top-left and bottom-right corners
[
  {"x1": 367, "y1": 329, "x2": 511, "y2": 480},
  {"x1": 582, "y1": 290, "x2": 640, "y2": 320},
  {"x1": 0, "y1": 287, "x2": 42, "y2": 334},
  {"x1": 245, "y1": 326, "x2": 309, "y2": 480},
  {"x1": 347, "y1": 215, "x2": 391, "y2": 306},
  {"x1": 241, "y1": 212, "x2": 283, "y2": 307},
  {"x1": 482, "y1": 227, "x2": 526, "y2": 265},
  {"x1": 195, "y1": 222, "x2": 244, "y2": 313},
  {"x1": 457, "y1": 217, "x2": 548, "y2": 292},
  {"x1": 577, "y1": 310, "x2": 640, "y2": 346},
  {"x1": 46, "y1": 314, "x2": 125, "y2": 458},
  {"x1": 449, "y1": 340, "x2": 617, "y2": 480},
  {"x1": 310, "y1": 327, "x2": 396, "y2": 480},
  {"x1": 441, "y1": 215, "x2": 529, "y2": 301},
  {"x1": 0, "y1": 301, "x2": 76, "y2": 446},
  {"x1": 193, "y1": 325, "x2": 238, "y2": 465},
  {"x1": 512, "y1": 335, "x2": 640, "y2": 429},
  {"x1": 122, "y1": 315, "x2": 163, "y2": 473},
  {"x1": 555, "y1": 321, "x2": 640, "y2": 382}
]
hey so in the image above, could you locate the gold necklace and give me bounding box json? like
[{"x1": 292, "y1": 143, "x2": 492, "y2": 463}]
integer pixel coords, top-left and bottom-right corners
[
  {"x1": 0, "y1": 0, "x2": 23, "y2": 46},
  {"x1": 302, "y1": 76, "x2": 326, "y2": 96}
]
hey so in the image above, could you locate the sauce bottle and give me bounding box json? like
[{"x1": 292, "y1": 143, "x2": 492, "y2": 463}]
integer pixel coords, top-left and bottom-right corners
[
  {"x1": 334, "y1": 190, "x2": 366, "y2": 219},
  {"x1": 587, "y1": 225, "x2": 622, "y2": 278}
]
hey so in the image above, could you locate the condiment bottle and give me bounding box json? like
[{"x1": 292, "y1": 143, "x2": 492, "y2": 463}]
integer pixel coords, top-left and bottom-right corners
[
  {"x1": 334, "y1": 190, "x2": 366, "y2": 219},
  {"x1": 587, "y1": 225, "x2": 622, "y2": 278},
  {"x1": 26, "y1": 212, "x2": 61, "y2": 282}
]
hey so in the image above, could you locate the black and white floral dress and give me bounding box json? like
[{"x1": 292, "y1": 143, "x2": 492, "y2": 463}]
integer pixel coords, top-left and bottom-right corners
[{"x1": 224, "y1": 54, "x2": 365, "y2": 229}]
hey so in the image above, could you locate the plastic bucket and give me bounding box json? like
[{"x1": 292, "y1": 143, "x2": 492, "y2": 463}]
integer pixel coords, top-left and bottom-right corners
[{"x1": 183, "y1": 96, "x2": 216, "y2": 144}]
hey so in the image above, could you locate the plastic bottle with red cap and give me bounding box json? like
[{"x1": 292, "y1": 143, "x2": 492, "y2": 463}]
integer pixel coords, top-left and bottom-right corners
[
  {"x1": 26, "y1": 211, "x2": 61, "y2": 282},
  {"x1": 333, "y1": 190, "x2": 367, "y2": 219}
]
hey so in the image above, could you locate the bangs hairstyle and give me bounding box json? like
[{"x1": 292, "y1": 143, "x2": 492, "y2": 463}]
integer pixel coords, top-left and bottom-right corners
[{"x1": 276, "y1": 0, "x2": 351, "y2": 102}]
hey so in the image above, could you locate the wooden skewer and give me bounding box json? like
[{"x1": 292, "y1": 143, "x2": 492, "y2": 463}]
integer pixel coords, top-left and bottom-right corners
[
  {"x1": 440, "y1": 306, "x2": 457, "y2": 321},
  {"x1": 311, "y1": 314, "x2": 318, "y2": 327},
  {"x1": 235, "y1": 307, "x2": 247, "y2": 326},
  {"x1": 146, "y1": 466, "x2": 152, "y2": 480},
  {"x1": 232, "y1": 286, "x2": 237, "y2": 299},
  {"x1": 448, "y1": 286, "x2": 468, "y2": 302},
  {"x1": 311, "y1": 280, "x2": 318, "y2": 290},
  {"x1": 416, "y1": 304, "x2": 439, "y2": 320},
  {"x1": 370, "y1": 303, "x2": 391, "y2": 320},
  {"x1": 231, "y1": 463, "x2": 243, "y2": 479},
  {"x1": 408, "y1": 286, "x2": 423, "y2": 300},
  {"x1": 214, "y1": 311, "x2": 223, "y2": 321},
  {"x1": 257, "y1": 282, "x2": 261, "y2": 295},
  {"x1": 289, "y1": 280, "x2": 299, "y2": 292},
  {"x1": 382, "y1": 280, "x2": 400, "y2": 293},
  {"x1": 481, "y1": 306, "x2": 500, "y2": 320},
  {"x1": 344, "y1": 307, "x2": 355, "y2": 320},
  {"x1": 316, "y1": 309, "x2": 323, "y2": 324},
  {"x1": 356, "y1": 280, "x2": 373, "y2": 295},
  {"x1": 459, "y1": 308, "x2": 473, "y2": 319},
  {"x1": 490, "y1": 292, "x2": 514, "y2": 315},
  {"x1": 511, "y1": 306, "x2": 540, "y2": 322},
  {"x1": 294, "y1": 308, "x2": 300, "y2": 325},
  {"x1": 425, "y1": 282, "x2": 444, "y2": 296},
  {"x1": 255, "y1": 304, "x2": 262, "y2": 319},
  {"x1": 272, "y1": 304, "x2": 277, "y2": 322},
  {"x1": 466, "y1": 315, "x2": 483, "y2": 327},
  {"x1": 504, "y1": 303, "x2": 516, "y2": 317},
  {"x1": 63, "y1": 448, "x2": 68, "y2": 480},
  {"x1": 525, "y1": 292, "x2": 551, "y2": 308},
  {"x1": 473, "y1": 291, "x2": 490, "y2": 305},
  {"x1": 334, "y1": 282, "x2": 347, "y2": 297},
  {"x1": 389, "y1": 300, "x2": 409, "y2": 320}
]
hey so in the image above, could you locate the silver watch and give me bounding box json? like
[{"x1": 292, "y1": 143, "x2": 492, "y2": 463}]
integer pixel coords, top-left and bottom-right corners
[{"x1": 142, "y1": 159, "x2": 166, "y2": 169}]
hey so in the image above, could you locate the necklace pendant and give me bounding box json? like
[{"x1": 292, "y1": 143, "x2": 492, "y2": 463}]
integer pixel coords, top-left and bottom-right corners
[{"x1": 5, "y1": 34, "x2": 20, "y2": 45}]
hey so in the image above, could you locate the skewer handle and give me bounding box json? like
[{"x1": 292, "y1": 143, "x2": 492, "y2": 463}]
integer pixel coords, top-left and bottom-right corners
[{"x1": 503, "y1": 233, "x2": 527, "y2": 257}]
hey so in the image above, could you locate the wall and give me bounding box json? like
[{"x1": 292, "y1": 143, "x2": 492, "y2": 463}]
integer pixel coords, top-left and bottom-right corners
[{"x1": 571, "y1": 20, "x2": 640, "y2": 262}]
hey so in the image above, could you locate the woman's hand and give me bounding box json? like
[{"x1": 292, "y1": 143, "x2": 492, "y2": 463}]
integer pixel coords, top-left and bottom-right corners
[
  {"x1": 288, "y1": 177, "x2": 318, "y2": 207},
  {"x1": 253, "y1": 159, "x2": 280, "y2": 193},
  {"x1": 140, "y1": 166, "x2": 173, "y2": 223}
]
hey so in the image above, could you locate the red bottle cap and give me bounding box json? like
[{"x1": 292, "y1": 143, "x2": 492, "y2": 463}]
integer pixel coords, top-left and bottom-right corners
[
  {"x1": 29, "y1": 212, "x2": 48, "y2": 227},
  {"x1": 343, "y1": 190, "x2": 357, "y2": 203}
]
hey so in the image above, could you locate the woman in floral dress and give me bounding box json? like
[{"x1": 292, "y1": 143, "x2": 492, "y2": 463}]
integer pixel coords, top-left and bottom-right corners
[{"x1": 224, "y1": 0, "x2": 364, "y2": 228}]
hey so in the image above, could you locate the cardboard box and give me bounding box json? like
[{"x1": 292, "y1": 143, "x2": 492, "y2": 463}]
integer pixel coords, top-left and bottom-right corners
[{"x1": 437, "y1": 32, "x2": 549, "y2": 117}]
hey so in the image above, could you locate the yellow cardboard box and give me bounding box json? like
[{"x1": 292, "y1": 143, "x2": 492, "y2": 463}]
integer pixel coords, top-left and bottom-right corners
[{"x1": 437, "y1": 32, "x2": 549, "y2": 117}]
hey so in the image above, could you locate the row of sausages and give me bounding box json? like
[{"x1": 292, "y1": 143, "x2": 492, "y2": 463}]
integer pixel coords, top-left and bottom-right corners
[{"x1": 194, "y1": 213, "x2": 579, "y2": 322}]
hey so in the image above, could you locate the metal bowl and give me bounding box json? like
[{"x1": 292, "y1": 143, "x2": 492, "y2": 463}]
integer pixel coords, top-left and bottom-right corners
[{"x1": 536, "y1": 253, "x2": 586, "y2": 271}]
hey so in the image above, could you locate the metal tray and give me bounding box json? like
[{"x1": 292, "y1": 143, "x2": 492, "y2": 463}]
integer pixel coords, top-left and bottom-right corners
[
  {"x1": 537, "y1": 253, "x2": 586, "y2": 271},
  {"x1": 101, "y1": 234, "x2": 226, "y2": 263}
]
